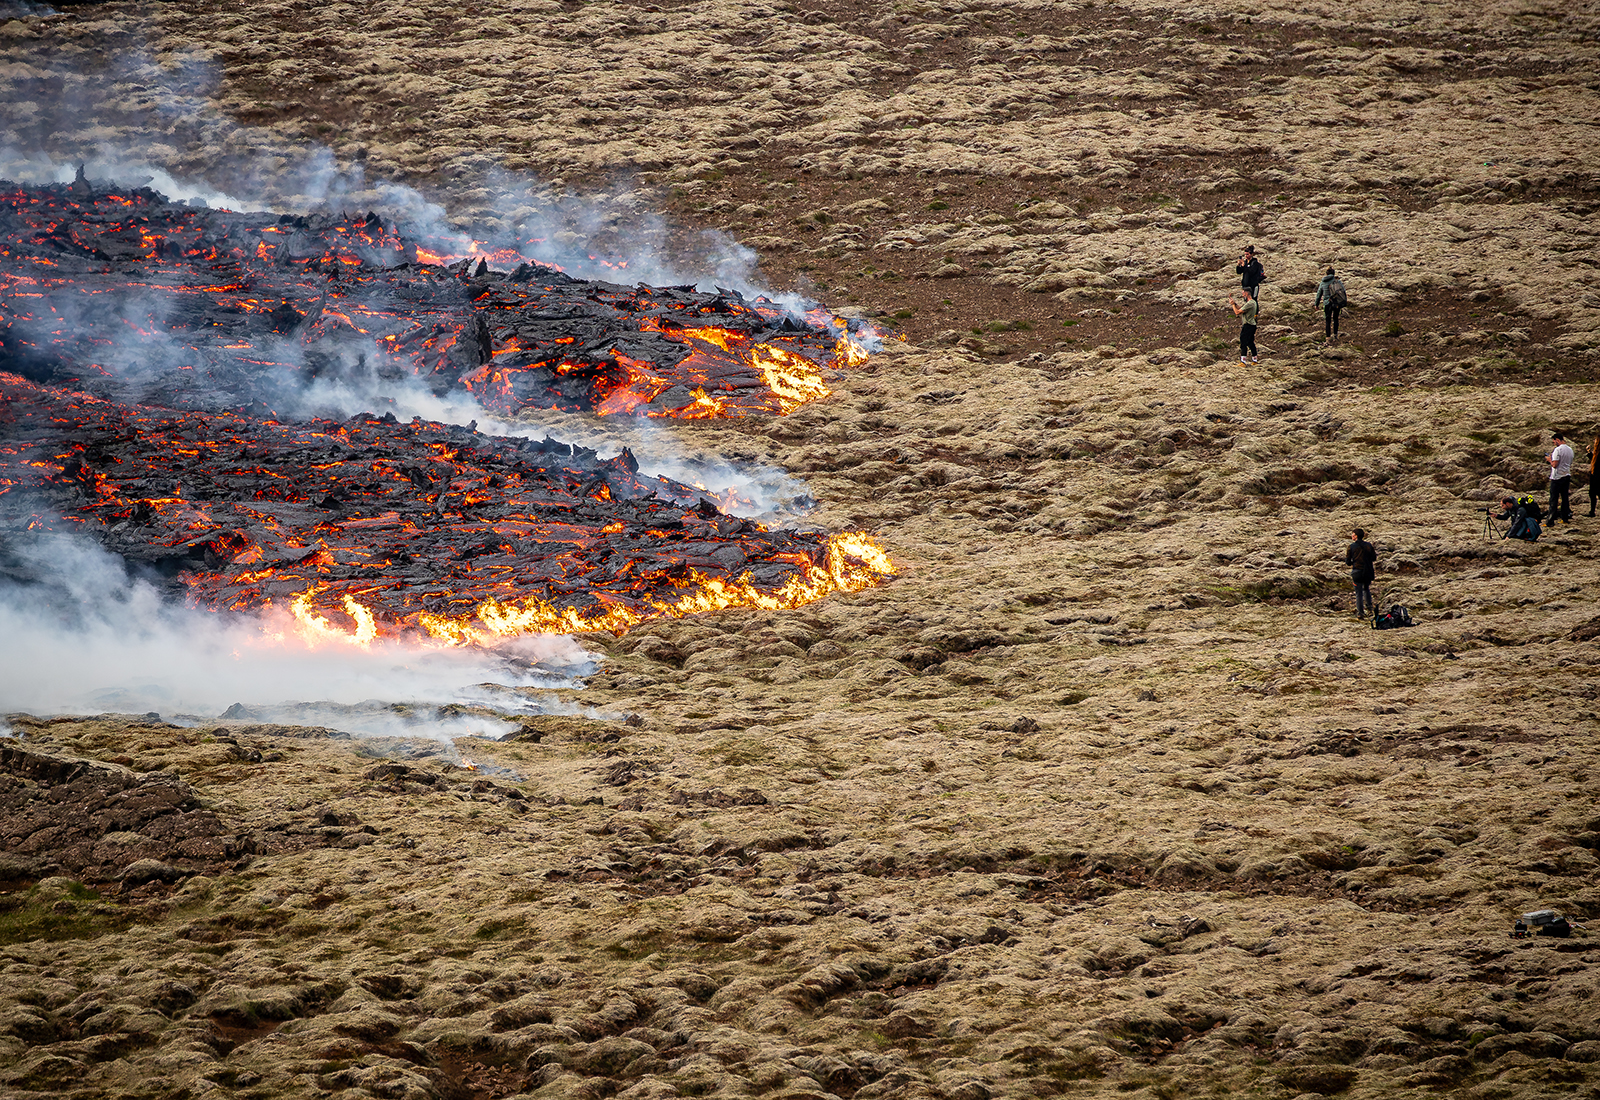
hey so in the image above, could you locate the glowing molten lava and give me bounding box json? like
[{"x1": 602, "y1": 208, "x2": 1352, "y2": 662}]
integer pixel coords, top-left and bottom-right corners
[
  {"x1": 1, "y1": 374, "x2": 895, "y2": 645},
  {"x1": 0, "y1": 180, "x2": 896, "y2": 645},
  {"x1": 0, "y1": 181, "x2": 879, "y2": 421},
  {"x1": 407, "y1": 531, "x2": 892, "y2": 646}
]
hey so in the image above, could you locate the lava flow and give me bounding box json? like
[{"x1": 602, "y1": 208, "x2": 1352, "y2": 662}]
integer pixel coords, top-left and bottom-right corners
[
  {"x1": 0, "y1": 177, "x2": 895, "y2": 644},
  {"x1": 0, "y1": 180, "x2": 875, "y2": 420},
  {"x1": 0, "y1": 373, "x2": 893, "y2": 643}
]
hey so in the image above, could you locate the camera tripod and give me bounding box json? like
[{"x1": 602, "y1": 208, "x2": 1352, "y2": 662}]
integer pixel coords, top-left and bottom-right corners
[{"x1": 1482, "y1": 507, "x2": 1502, "y2": 541}]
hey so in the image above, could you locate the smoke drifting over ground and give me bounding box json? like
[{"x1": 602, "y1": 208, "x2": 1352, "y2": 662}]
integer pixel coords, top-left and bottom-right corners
[
  {"x1": 0, "y1": 13, "x2": 873, "y2": 732},
  {"x1": 0, "y1": 534, "x2": 596, "y2": 728},
  {"x1": 1, "y1": 21, "x2": 865, "y2": 520},
  {"x1": 243, "y1": 384, "x2": 810, "y2": 519},
  {"x1": 0, "y1": 19, "x2": 768, "y2": 298}
]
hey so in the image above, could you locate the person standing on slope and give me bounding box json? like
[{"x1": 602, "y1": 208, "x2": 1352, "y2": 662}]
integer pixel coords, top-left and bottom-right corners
[
  {"x1": 1346, "y1": 528, "x2": 1378, "y2": 619},
  {"x1": 1228, "y1": 287, "x2": 1259, "y2": 364},
  {"x1": 1236, "y1": 245, "x2": 1265, "y2": 303},
  {"x1": 1588, "y1": 434, "x2": 1598, "y2": 518},
  {"x1": 1547, "y1": 430, "x2": 1574, "y2": 526},
  {"x1": 1314, "y1": 267, "x2": 1346, "y2": 341}
]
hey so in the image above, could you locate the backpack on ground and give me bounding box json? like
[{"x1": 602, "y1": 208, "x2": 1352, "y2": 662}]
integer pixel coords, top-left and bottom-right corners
[
  {"x1": 1328, "y1": 277, "x2": 1347, "y2": 307},
  {"x1": 1374, "y1": 604, "x2": 1414, "y2": 630}
]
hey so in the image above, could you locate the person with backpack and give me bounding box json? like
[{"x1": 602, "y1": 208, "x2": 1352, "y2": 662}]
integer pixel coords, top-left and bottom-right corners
[
  {"x1": 1314, "y1": 267, "x2": 1347, "y2": 340},
  {"x1": 1228, "y1": 287, "x2": 1258, "y2": 364},
  {"x1": 1346, "y1": 528, "x2": 1377, "y2": 618},
  {"x1": 1495, "y1": 495, "x2": 1542, "y2": 541},
  {"x1": 1235, "y1": 245, "x2": 1265, "y2": 303}
]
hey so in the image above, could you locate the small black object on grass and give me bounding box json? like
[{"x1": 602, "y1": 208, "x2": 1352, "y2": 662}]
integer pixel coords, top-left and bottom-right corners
[{"x1": 1512, "y1": 909, "x2": 1580, "y2": 938}]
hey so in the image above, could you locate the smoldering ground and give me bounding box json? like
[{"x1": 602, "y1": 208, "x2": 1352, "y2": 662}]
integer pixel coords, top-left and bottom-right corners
[{"x1": 0, "y1": 533, "x2": 596, "y2": 726}]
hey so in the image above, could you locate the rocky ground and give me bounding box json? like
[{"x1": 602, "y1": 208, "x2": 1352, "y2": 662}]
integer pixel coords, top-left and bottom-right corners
[{"x1": 3, "y1": 1, "x2": 1600, "y2": 1098}]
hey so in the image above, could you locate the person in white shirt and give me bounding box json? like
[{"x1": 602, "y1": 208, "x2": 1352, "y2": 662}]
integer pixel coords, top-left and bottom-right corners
[{"x1": 1547, "y1": 431, "x2": 1574, "y2": 525}]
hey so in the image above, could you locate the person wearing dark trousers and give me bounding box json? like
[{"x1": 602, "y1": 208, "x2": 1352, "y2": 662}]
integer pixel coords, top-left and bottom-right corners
[
  {"x1": 1229, "y1": 288, "x2": 1258, "y2": 364},
  {"x1": 1496, "y1": 496, "x2": 1542, "y2": 541},
  {"x1": 1547, "y1": 431, "x2": 1573, "y2": 525},
  {"x1": 1588, "y1": 435, "x2": 1598, "y2": 517},
  {"x1": 1314, "y1": 267, "x2": 1344, "y2": 340},
  {"x1": 1346, "y1": 528, "x2": 1377, "y2": 619},
  {"x1": 1236, "y1": 245, "x2": 1265, "y2": 303}
]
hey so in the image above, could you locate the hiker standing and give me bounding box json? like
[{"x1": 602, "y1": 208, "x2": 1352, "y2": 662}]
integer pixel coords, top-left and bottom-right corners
[
  {"x1": 1236, "y1": 245, "x2": 1265, "y2": 303},
  {"x1": 1588, "y1": 434, "x2": 1598, "y2": 518},
  {"x1": 1346, "y1": 528, "x2": 1377, "y2": 619},
  {"x1": 1228, "y1": 288, "x2": 1258, "y2": 364},
  {"x1": 1547, "y1": 431, "x2": 1574, "y2": 526},
  {"x1": 1314, "y1": 267, "x2": 1346, "y2": 340}
]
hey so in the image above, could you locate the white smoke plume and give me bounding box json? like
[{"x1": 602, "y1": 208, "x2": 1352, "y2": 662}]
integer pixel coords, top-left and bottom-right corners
[
  {"x1": 0, "y1": 12, "x2": 803, "y2": 300},
  {"x1": 0, "y1": 534, "x2": 598, "y2": 735},
  {"x1": 474, "y1": 408, "x2": 819, "y2": 521},
  {"x1": 0, "y1": 144, "x2": 775, "y2": 297},
  {"x1": 0, "y1": 11, "x2": 853, "y2": 726},
  {"x1": 0, "y1": 153, "x2": 266, "y2": 213}
]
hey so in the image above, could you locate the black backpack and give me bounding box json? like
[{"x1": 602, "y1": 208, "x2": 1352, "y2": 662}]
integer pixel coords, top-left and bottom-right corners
[
  {"x1": 1328, "y1": 277, "x2": 1347, "y2": 307},
  {"x1": 1374, "y1": 604, "x2": 1414, "y2": 630}
]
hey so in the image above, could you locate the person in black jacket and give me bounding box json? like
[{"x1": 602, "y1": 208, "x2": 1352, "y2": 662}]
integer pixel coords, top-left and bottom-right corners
[
  {"x1": 1236, "y1": 245, "x2": 1265, "y2": 303},
  {"x1": 1314, "y1": 267, "x2": 1344, "y2": 340},
  {"x1": 1495, "y1": 496, "x2": 1542, "y2": 541},
  {"x1": 1588, "y1": 435, "x2": 1598, "y2": 517},
  {"x1": 1346, "y1": 528, "x2": 1377, "y2": 618}
]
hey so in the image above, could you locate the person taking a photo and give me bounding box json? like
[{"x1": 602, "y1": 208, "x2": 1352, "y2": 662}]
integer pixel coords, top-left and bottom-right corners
[
  {"x1": 1228, "y1": 287, "x2": 1259, "y2": 365},
  {"x1": 1236, "y1": 245, "x2": 1265, "y2": 302},
  {"x1": 1547, "y1": 431, "x2": 1574, "y2": 526}
]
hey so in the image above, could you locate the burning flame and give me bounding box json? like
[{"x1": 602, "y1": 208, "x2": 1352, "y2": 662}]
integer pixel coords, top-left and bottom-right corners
[
  {"x1": 805, "y1": 308, "x2": 878, "y2": 368},
  {"x1": 280, "y1": 532, "x2": 893, "y2": 647},
  {"x1": 612, "y1": 319, "x2": 840, "y2": 417},
  {"x1": 287, "y1": 590, "x2": 380, "y2": 646},
  {"x1": 752, "y1": 343, "x2": 832, "y2": 412}
]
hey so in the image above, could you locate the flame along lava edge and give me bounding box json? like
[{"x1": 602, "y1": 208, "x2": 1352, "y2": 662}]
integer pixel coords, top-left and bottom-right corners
[{"x1": 284, "y1": 531, "x2": 895, "y2": 648}]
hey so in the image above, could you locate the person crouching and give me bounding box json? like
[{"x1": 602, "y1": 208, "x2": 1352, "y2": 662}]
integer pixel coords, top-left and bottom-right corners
[{"x1": 1496, "y1": 496, "x2": 1542, "y2": 541}]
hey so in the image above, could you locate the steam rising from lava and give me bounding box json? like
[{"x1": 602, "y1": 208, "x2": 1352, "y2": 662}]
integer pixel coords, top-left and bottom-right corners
[
  {"x1": 0, "y1": 182, "x2": 872, "y2": 422},
  {"x1": 0, "y1": 181, "x2": 895, "y2": 649},
  {"x1": 1, "y1": 32, "x2": 894, "y2": 655},
  {"x1": 0, "y1": 534, "x2": 595, "y2": 726}
]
